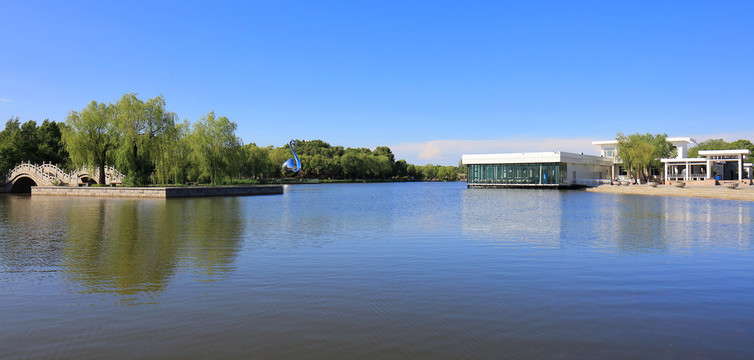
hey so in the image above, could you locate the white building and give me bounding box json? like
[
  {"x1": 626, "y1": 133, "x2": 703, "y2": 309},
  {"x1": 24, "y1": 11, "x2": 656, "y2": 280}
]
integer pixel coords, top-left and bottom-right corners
[
  {"x1": 464, "y1": 136, "x2": 752, "y2": 189},
  {"x1": 462, "y1": 151, "x2": 613, "y2": 188},
  {"x1": 592, "y1": 137, "x2": 696, "y2": 179}
]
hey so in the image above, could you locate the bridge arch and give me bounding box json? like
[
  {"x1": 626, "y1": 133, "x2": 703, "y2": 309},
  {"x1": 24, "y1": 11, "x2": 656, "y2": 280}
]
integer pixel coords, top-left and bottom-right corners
[
  {"x1": 2, "y1": 169, "x2": 50, "y2": 193},
  {"x1": 78, "y1": 175, "x2": 98, "y2": 185},
  {"x1": 9, "y1": 176, "x2": 38, "y2": 193}
]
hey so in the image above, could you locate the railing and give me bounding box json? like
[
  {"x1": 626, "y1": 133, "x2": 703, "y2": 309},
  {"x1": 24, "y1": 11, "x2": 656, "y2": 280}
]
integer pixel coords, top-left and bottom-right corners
[
  {"x1": 4, "y1": 162, "x2": 58, "y2": 185},
  {"x1": 667, "y1": 173, "x2": 708, "y2": 181}
]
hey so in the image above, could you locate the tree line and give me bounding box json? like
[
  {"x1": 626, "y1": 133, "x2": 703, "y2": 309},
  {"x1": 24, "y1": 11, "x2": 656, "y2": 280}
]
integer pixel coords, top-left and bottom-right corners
[
  {"x1": 2, "y1": 93, "x2": 462, "y2": 185},
  {"x1": 0, "y1": 118, "x2": 70, "y2": 175},
  {"x1": 687, "y1": 138, "x2": 754, "y2": 158},
  {"x1": 244, "y1": 139, "x2": 461, "y2": 181}
]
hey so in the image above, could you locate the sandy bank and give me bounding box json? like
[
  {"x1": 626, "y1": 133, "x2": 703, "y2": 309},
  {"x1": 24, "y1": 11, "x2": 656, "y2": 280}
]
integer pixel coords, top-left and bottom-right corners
[{"x1": 586, "y1": 184, "x2": 754, "y2": 202}]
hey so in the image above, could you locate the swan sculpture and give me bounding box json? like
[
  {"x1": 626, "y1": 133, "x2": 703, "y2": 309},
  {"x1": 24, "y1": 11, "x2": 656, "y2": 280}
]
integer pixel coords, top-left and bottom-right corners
[{"x1": 281, "y1": 139, "x2": 301, "y2": 177}]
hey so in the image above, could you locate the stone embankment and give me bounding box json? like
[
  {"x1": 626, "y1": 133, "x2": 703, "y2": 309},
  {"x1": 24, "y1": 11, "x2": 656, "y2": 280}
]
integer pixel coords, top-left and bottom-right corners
[
  {"x1": 31, "y1": 185, "x2": 283, "y2": 198},
  {"x1": 586, "y1": 184, "x2": 754, "y2": 202}
]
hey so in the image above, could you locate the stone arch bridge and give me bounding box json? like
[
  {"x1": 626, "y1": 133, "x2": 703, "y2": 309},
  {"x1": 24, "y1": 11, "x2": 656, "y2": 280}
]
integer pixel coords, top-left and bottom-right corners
[{"x1": 1, "y1": 162, "x2": 124, "y2": 193}]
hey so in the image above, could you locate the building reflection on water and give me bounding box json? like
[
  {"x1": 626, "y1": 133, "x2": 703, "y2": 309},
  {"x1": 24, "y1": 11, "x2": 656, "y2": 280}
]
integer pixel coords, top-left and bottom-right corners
[
  {"x1": 461, "y1": 189, "x2": 754, "y2": 253},
  {"x1": 460, "y1": 189, "x2": 566, "y2": 249}
]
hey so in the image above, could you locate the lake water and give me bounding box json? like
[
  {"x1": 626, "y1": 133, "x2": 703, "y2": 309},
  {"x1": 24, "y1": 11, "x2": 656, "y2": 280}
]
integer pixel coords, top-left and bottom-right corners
[{"x1": 2, "y1": 182, "x2": 754, "y2": 359}]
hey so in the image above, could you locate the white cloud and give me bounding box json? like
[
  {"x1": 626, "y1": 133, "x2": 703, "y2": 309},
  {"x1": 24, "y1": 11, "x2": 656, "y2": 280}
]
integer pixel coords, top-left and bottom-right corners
[
  {"x1": 0, "y1": 98, "x2": 12, "y2": 103},
  {"x1": 390, "y1": 136, "x2": 603, "y2": 166}
]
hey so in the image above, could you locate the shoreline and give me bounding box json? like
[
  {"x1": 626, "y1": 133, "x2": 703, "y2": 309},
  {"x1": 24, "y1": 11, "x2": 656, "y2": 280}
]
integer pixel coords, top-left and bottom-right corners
[{"x1": 586, "y1": 184, "x2": 754, "y2": 202}]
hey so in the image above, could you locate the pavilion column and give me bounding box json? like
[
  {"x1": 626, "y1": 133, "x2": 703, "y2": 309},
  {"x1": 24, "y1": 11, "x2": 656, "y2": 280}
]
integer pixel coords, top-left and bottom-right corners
[
  {"x1": 664, "y1": 163, "x2": 668, "y2": 183},
  {"x1": 706, "y1": 160, "x2": 712, "y2": 179},
  {"x1": 685, "y1": 161, "x2": 689, "y2": 181},
  {"x1": 739, "y1": 155, "x2": 743, "y2": 181}
]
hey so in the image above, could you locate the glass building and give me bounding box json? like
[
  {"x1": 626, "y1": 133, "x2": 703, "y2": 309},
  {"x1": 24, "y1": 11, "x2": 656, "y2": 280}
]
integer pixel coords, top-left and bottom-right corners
[
  {"x1": 462, "y1": 151, "x2": 613, "y2": 188},
  {"x1": 467, "y1": 163, "x2": 567, "y2": 185}
]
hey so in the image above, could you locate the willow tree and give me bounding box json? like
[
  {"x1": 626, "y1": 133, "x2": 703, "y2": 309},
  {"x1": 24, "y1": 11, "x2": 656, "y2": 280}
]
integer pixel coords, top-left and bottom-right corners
[
  {"x1": 241, "y1": 144, "x2": 274, "y2": 179},
  {"x1": 616, "y1": 133, "x2": 675, "y2": 181},
  {"x1": 63, "y1": 101, "x2": 118, "y2": 185},
  {"x1": 153, "y1": 120, "x2": 193, "y2": 184},
  {"x1": 113, "y1": 94, "x2": 178, "y2": 185},
  {"x1": 189, "y1": 111, "x2": 242, "y2": 184}
]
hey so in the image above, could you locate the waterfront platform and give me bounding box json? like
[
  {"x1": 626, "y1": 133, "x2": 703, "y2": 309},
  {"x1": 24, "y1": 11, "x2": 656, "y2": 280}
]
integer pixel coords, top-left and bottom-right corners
[
  {"x1": 467, "y1": 184, "x2": 587, "y2": 189},
  {"x1": 586, "y1": 183, "x2": 754, "y2": 202},
  {"x1": 31, "y1": 185, "x2": 283, "y2": 198}
]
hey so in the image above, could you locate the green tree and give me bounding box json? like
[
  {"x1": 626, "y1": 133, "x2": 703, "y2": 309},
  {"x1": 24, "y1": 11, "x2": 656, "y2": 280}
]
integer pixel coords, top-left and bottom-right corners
[
  {"x1": 0, "y1": 118, "x2": 22, "y2": 174},
  {"x1": 267, "y1": 146, "x2": 291, "y2": 178},
  {"x1": 308, "y1": 154, "x2": 328, "y2": 178},
  {"x1": 731, "y1": 140, "x2": 754, "y2": 163},
  {"x1": 437, "y1": 166, "x2": 459, "y2": 181},
  {"x1": 687, "y1": 139, "x2": 729, "y2": 158},
  {"x1": 616, "y1": 132, "x2": 674, "y2": 181},
  {"x1": 421, "y1": 164, "x2": 438, "y2": 180},
  {"x1": 393, "y1": 159, "x2": 408, "y2": 178},
  {"x1": 374, "y1": 155, "x2": 393, "y2": 179},
  {"x1": 37, "y1": 120, "x2": 70, "y2": 169},
  {"x1": 688, "y1": 139, "x2": 754, "y2": 163},
  {"x1": 0, "y1": 118, "x2": 70, "y2": 175},
  {"x1": 407, "y1": 164, "x2": 419, "y2": 179},
  {"x1": 340, "y1": 152, "x2": 361, "y2": 179},
  {"x1": 457, "y1": 160, "x2": 467, "y2": 174},
  {"x1": 373, "y1": 146, "x2": 395, "y2": 164},
  {"x1": 113, "y1": 94, "x2": 178, "y2": 185},
  {"x1": 189, "y1": 111, "x2": 242, "y2": 184},
  {"x1": 241, "y1": 143, "x2": 273, "y2": 179},
  {"x1": 153, "y1": 120, "x2": 192, "y2": 184},
  {"x1": 63, "y1": 101, "x2": 119, "y2": 185}
]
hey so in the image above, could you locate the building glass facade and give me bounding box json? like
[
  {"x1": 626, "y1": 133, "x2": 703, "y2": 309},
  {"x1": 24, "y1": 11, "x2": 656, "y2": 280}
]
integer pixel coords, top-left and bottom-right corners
[
  {"x1": 467, "y1": 163, "x2": 568, "y2": 185},
  {"x1": 602, "y1": 147, "x2": 616, "y2": 159}
]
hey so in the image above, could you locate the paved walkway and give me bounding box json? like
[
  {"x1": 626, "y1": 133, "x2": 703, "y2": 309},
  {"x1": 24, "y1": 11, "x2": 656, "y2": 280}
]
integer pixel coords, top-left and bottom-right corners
[{"x1": 586, "y1": 184, "x2": 754, "y2": 202}]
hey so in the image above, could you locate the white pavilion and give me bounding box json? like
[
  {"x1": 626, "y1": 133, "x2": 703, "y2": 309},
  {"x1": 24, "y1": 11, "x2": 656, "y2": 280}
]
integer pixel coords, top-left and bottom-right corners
[{"x1": 662, "y1": 149, "x2": 751, "y2": 182}]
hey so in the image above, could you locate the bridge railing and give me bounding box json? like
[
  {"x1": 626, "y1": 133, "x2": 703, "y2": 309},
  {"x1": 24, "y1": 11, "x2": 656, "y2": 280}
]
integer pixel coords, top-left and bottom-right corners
[
  {"x1": 4, "y1": 162, "x2": 56, "y2": 185},
  {"x1": 3, "y1": 162, "x2": 125, "y2": 187}
]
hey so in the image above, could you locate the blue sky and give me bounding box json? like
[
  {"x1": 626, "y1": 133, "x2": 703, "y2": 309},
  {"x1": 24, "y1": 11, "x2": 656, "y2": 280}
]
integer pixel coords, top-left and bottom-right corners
[{"x1": 2, "y1": 1, "x2": 753, "y2": 165}]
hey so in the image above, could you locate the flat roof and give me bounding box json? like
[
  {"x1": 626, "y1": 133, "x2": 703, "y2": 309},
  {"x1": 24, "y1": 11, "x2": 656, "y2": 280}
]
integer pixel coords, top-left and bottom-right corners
[
  {"x1": 462, "y1": 151, "x2": 613, "y2": 166},
  {"x1": 661, "y1": 158, "x2": 706, "y2": 163},
  {"x1": 667, "y1": 137, "x2": 697, "y2": 144},
  {"x1": 591, "y1": 140, "x2": 617, "y2": 146},
  {"x1": 698, "y1": 149, "x2": 751, "y2": 156},
  {"x1": 662, "y1": 149, "x2": 751, "y2": 162}
]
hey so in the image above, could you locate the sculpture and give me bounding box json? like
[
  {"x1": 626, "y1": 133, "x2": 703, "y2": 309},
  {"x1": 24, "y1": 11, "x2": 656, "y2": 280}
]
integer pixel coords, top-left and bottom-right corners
[{"x1": 281, "y1": 139, "x2": 301, "y2": 177}]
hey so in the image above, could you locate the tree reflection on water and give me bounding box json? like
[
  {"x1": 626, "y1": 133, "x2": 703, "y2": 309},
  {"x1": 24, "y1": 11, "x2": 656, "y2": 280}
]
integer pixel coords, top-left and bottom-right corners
[{"x1": 60, "y1": 197, "x2": 244, "y2": 299}]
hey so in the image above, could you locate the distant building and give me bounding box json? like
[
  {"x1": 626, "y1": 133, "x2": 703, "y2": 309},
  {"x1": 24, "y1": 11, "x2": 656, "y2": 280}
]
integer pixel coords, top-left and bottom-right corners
[
  {"x1": 462, "y1": 151, "x2": 613, "y2": 188},
  {"x1": 463, "y1": 136, "x2": 752, "y2": 188}
]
